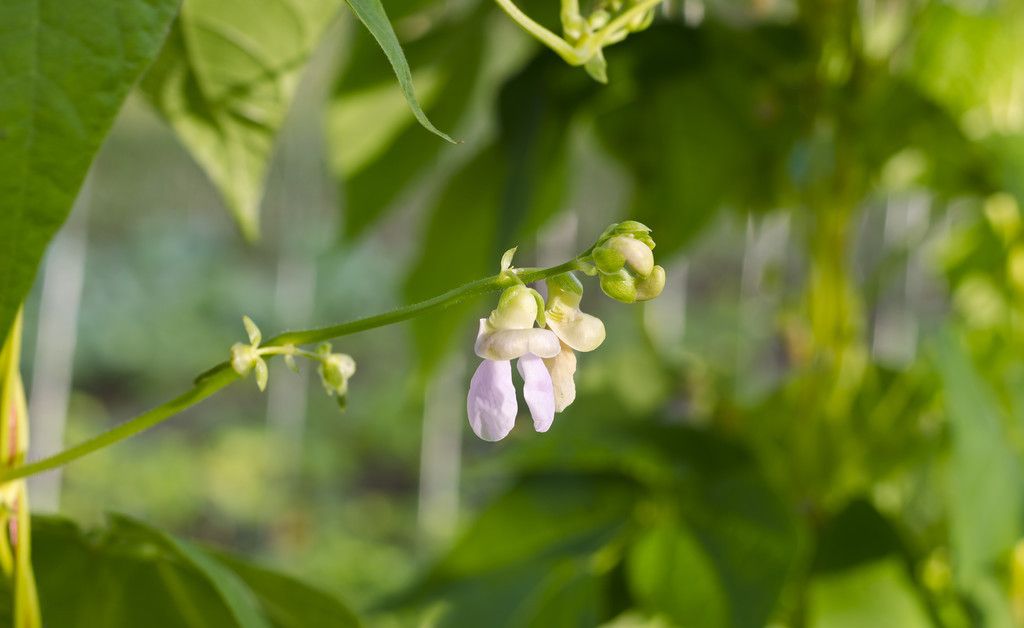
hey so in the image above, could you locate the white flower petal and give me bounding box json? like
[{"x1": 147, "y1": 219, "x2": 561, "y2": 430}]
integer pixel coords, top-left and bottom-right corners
[
  {"x1": 517, "y1": 353, "x2": 555, "y2": 432},
  {"x1": 475, "y1": 325, "x2": 560, "y2": 360},
  {"x1": 467, "y1": 360, "x2": 517, "y2": 441},
  {"x1": 547, "y1": 310, "x2": 606, "y2": 352},
  {"x1": 543, "y1": 344, "x2": 577, "y2": 412}
]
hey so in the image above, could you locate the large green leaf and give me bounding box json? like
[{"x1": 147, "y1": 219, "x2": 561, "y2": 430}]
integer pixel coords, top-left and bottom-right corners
[
  {"x1": 0, "y1": 0, "x2": 179, "y2": 342},
  {"x1": 141, "y1": 0, "x2": 338, "y2": 240},
  {"x1": 5, "y1": 514, "x2": 360, "y2": 628},
  {"x1": 327, "y1": 6, "x2": 486, "y2": 238}
]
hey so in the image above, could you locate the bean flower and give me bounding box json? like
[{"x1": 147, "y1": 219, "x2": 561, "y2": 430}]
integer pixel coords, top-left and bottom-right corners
[
  {"x1": 468, "y1": 285, "x2": 561, "y2": 441},
  {"x1": 542, "y1": 272, "x2": 605, "y2": 411}
]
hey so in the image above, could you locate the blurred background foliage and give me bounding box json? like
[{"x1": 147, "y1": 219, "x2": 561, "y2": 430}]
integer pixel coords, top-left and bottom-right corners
[{"x1": 10, "y1": 0, "x2": 1024, "y2": 625}]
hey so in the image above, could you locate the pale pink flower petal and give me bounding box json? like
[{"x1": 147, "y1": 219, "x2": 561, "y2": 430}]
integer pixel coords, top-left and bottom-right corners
[
  {"x1": 517, "y1": 353, "x2": 555, "y2": 433},
  {"x1": 475, "y1": 320, "x2": 560, "y2": 361},
  {"x1": 467, "y1": 359, "x2": 517, "y2": 441}
]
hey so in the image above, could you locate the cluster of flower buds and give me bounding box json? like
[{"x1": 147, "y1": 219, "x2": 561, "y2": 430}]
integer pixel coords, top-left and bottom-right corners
[
  {"x1": 559, "y1": 0, "x2": 659, "y2": 82},
  {"x1": 229, "y1": 317, "x2": 356, "y2": 410},
  {"x1": 589, "y1": 220, "x2": 666, "y2": 303}
]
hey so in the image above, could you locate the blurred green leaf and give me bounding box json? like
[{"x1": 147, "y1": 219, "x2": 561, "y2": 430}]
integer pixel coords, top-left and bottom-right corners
[
  {"x1": 935, "y1": 331, "x2": 1022, "y2": 589},
  {"x1": 595, "y1": 24, "x2": 808, "y2": 255},
  {"x1": 390, "y1": 472, "x2": 639, "y2": 627},
  {"x1": 627, "y1": 522, "x2": 729, "y2": 627},
  {"x1": 343, "y1": 0, "x2": 457, "y2": 145},
  {"x1": 211, "y1": 551, "x2": 363, "y2": 628},
  {"x1": 328, "y1": 7, "x2": 486, "y2": 238},
  {"x1": 0, "y1": 0, "x2": 179, "y2": 342},
  {"x1": 9, "y1": 514, "x2": 360, "y2": 628},
  {"x1": 808, "y1": 501, "x2": 934, "y2": 628},
  {"x1": 141, "y1": 0, "x2": 338, "y2": 240},
  {"x1": 810, "y1": 559, "x2": 934, "y2": 628}
]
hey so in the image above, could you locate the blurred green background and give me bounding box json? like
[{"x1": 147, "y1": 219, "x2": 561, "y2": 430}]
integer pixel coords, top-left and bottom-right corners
[{"x1": 13, "y1": 0, "x2": 1024, "y2": 625}]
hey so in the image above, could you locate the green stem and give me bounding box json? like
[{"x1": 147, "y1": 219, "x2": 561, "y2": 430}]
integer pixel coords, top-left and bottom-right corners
[
  {"x1": 0, "y1": 259, "x2": 582, "y2": 483},
  {"x1": 492, "y1": 0, "x2": 583, "y2": 64}
]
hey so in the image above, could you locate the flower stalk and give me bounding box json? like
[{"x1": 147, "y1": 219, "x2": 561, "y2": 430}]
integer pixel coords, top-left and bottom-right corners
[{"x1": 0, "y1": 259, "x2": 584, "y2": 484}]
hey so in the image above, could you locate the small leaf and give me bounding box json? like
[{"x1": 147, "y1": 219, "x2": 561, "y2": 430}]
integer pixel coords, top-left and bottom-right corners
[
  {"x1": 284, "y1": 353, "x2": 298, "y2": 372},
  {"x1": 342, "y1": 0, "x2": 456, "y2": 144},
  {"x1": 254, "y1": 359, "x2": 269, "y2": 392},
  {"x1": 500, "y1": 247, "x2": 518, "y2": 271},
  {"x1": 243, "y1": 316, "x2": 261, "y2": 346}
]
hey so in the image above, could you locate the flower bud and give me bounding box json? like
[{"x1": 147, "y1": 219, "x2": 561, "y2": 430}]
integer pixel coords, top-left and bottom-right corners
[
  {"x1": 489, "y1": 285, "x2": 540, "y2": 330},
  {"x1": 319, "y1": 352, "x2": 356, "y2": 396},
  {"x1": 597, "y1": 220, "x2": 655, "y2": 248},
  {"x1": 230, "y1": 343, "x2": 259, "y2": 376},
  {"x1": 600, "y1": 270, "x2": 637, "y2": 303},
  {"x1": 604, "y1": 236, "x2": 654, "y2": 277},
  {"x1": 592, "y1": 245, "x2": 626, "y2": 275},
  {"x1": 634, "y1": 265, "x2": 666, "y2": 301},
  {"x1": 545, "y1": 273, "x2": 584, "y2": 310}
]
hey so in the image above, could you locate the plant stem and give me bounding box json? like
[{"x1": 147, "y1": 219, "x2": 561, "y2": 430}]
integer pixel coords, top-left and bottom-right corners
[
  {"x1": 492, "y1": 0, "x2": 583, "y2": 64},
  {"x1": 0, "y1": 259, "x2": 582, "y2": 483}
]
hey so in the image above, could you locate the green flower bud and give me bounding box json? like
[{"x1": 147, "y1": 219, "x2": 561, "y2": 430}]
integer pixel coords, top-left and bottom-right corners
[
  {"x1": 230, "y1": 343, "x2": 259, "y2": 376},
  {"x1": 545, "y1": 272, "x2": 584, "y2": 310},
  {"x1": 490, "y1": 285, "x2": 539, "y2": 330},
  {"x1": 597, "y1": 220, "x2": 653, "y2": 245},
  {"x1": 600, "y1": 270, "x2": 637, "y2": 303},
  {"x1": 592, "y1": 244, "x2": 626, "y2": 274},
  {"x1": 254, "y1": 358, "x2": 269, "y2": 392},
  {"x1": 319, "y1": 352, "x2": 356, "y2": 396},
  {"x1": 635, "y1": 265, "x2": 666, "y2": 301}
]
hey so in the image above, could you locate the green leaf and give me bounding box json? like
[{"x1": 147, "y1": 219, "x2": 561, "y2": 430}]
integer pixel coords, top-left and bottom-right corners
[
  {"x1": 808, "y1": 501, "x2": 934, "y2": 628},
  {"x1": 342, "y1": 0, "x2": 457, "y2": 145},
  {"x1": 389, "y1": 473, "x2": 640, "y2": 627},
  {"x1": 934, "y1": 331, "x2": 1022, "y2": 592},
  {"x1": 404, "y1": 146, "x2": 503, "y2": 377},
  {"x1": 327, "y1": 7, "x2": 486, "y2": 238},
  {"x1": 0, "y1": 0, "x2": 179, "y2": 342},
  {"x1": 141, "y1": 0, "x2": 338, "y2": 240},
  {"x1": 14, "y1": 514, "x2": 360, "y2": 628},
  {"x1": 211, "y1": 551, "x2": 362, "y2": 628},
  {"x1": 111, "y1": 515, "x2": 273, "y2": 628},
  {"x1": 594, "y1": 24, "x2": 807, "y2": 255},
  {"x1": 627, "y1": 522, "x2": 729, "y2": 627}
]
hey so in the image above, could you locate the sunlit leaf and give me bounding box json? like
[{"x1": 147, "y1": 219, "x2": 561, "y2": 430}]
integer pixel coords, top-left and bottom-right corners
[
  {"x1": 141, "y1": 0, "x2": 338, "y2": 240},
  {"x1": 0, "y1": 0, "x2": 179, "y2": 342}
]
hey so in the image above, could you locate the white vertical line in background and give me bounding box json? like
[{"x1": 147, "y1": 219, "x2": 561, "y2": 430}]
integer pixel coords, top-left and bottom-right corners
[
  {"x1": 28, "y1": 177, "x2": 92, "y2": 512},
  {"x1": 417, "y1": 356, "x2": 465, "y2": 548},
  {"x1": 266, "y1": 255, "x2": 317, "y2": 452}
]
